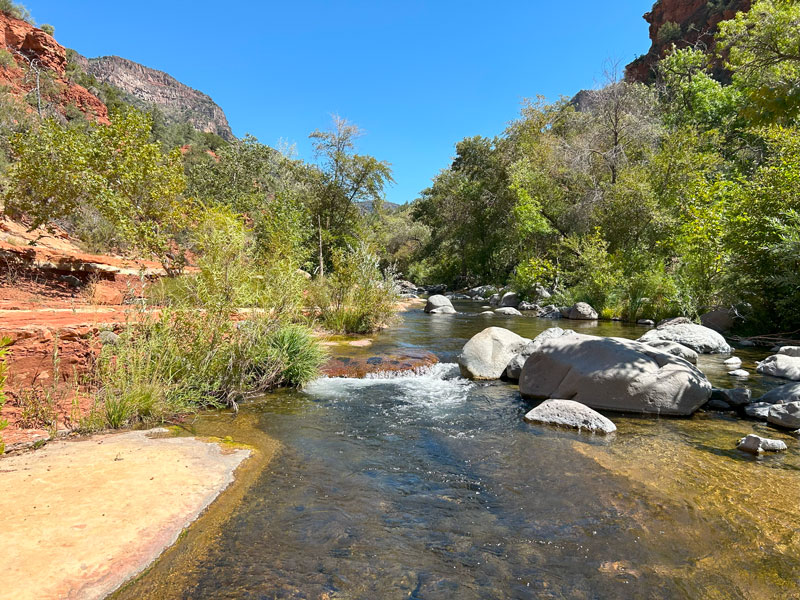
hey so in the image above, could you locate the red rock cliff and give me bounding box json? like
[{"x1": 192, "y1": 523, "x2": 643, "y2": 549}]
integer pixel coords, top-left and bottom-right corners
[
  {"x1": 626, "y1": 0, "x2": 751, "y2": 82},
  {"x1": 0, "y1": 12, "x2": 108, "y2": 122}
]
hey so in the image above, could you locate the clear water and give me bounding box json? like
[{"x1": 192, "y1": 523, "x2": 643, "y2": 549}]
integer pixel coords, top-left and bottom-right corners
[{"x1": 116, "y1": 303, "x2": 800, "y2": 599}]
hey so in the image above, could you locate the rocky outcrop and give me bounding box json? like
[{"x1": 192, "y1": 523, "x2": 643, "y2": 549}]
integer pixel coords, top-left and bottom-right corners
[
  {"x1": 524, "y1": 399, "x2": 617, "y2": 434},
  {"x1": 626, "y1": 0, "x2": 752, "y2": 82},
  {"x1": 519, "y1": 333, "x2": 712, "y2": 415},
  {"x1": 458, "y1": 327, "x2": 530, "y2": 380},
  {"x1": 83, "y1": 55, "x2": 234, "y2": 141},
  {"x1": 0, "y1": 13, "x2": 108, "y2": 122}
]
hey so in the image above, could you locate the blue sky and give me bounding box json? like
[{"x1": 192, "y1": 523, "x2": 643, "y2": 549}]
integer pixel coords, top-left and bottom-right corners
[{"x1": 27, "y1": 1, "x2": 654, "y2": 205}]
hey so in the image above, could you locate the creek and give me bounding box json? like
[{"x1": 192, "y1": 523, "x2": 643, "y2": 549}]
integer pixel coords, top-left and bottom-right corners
[{"x1": 117, "y1": 302, "x2": 800, "y2": 599}]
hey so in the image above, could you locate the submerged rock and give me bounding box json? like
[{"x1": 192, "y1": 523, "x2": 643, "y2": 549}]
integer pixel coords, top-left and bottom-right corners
[
  {"x1": 638, "y1": 322, "x2": 731, "y2": 354},
  {"x1": 744, "y1": 402, "x2": 772, "y2": 420},
  {"x1": 494, "y1": 307, "x2": 522, "y2": 316},
  {"x1": 706, "y1": 399, "x2": 732, "y2": 411},
  {"x1": 425, "y1": 295, "x2": 454, "y2": 314},
  {"x1": 757, "y1": 354, "x2": 800, "y2": 381},
  {"x1": 643, "y1": 340, "x2": 698, "y2": 364},
  {"x1": 458, "y1": 327, "x2": 530, "y2": 380},
  {"x1": 737, "y1": 434, "x2": 787, "y2": 454},
  {"x1": 710, "y1": 388, "x2": 752, "y2": 407},
  {"x1": 728, "y1": 369, "x2": 750, "y2": 378},
  {"x1": 524, "y1": 399, "x2": 616, "y2": 434},
  {"x1": 519, "y1": 333, "x2": 712, "y2": 415},
  {"x1": 767, "y1": 402, "x2": 800, "y2": 429},
  {"x1": 637, "y1": 319, "x2": 655, "y2": 327}
]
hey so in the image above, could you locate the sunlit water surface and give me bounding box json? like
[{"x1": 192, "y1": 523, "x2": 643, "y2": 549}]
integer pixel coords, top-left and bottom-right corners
[{"x1": 117, "y1": 303, "x2": 800, "y2": 599}]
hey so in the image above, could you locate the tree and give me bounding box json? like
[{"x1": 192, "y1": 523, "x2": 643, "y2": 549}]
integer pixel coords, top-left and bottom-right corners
[
  {"x1": 4, "y1": 109, "x2": 189, "y2": 273},
  {"x1": 308, "y1": 115, "x2": 394, "y2": 273}
]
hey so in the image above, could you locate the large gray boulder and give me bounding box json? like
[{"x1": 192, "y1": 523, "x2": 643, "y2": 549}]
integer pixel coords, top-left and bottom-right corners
[
  {"x1": 425, "y1": 294, "x2": 454, "y2": 314},
  {"x1": 757, "y1": 354, "x2": 800, "y2": 381},
  {"x1": 638, "y1": 322, "x2": 732, "y2": 354},
  {"x1": 737, "y1": 434, "x2": 787, "y2": 454},
  {"x1": 778, "y1": 346, "x2": 800, "y2": 358},
  {"x1": 567, "y1": 302, "x2": 598, "y2": 320},
  {"x1": 758, "y1": 382, "x2": 800, "y2": 405},
  {"x1": 505, "y1": 327, "x2": 575, "y2": 381},
  {"x1": 519, "y1": 333, "x2": 712, "y2": 415},
  {"x1": 498, "y1": 292, "x2": 520, "y2": 308},
  {"x1": 524, "y1": 400, "x2": 616, "y2": 434},
  {"x1": 458, "y1": 327, "x2": 530, "y2": 380},
  {"x1": 767, "y1": 402, "x2": 800, "y2": 429},
  {"x1": 700, "y1": 309, "x2": 735, "y2": 333},
  {"x1": 643, "y1": 340, "x2": 698, "y2": 364},
  {"x1": 744, "y1": 402, "x2": 772, "y2": 420}
]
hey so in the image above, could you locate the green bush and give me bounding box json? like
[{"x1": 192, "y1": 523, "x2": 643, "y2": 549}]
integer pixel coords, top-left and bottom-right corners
[
  {"x1": 510, "y1": 256, "x2": 556, "y2": 300},
  {"x1": 0, "y1": 49, "x2": 15, "y2": 69},
  {"x1": 40, "y1": 23, "x2": 54, "y2": 36},
  {"x1": 308, "y1": 242, "x2": 399, "y2": 334}
]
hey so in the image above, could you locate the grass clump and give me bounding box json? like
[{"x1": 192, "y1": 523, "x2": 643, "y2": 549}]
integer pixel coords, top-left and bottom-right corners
[{"x1": 308, "y1": 242, "x2": 399, "y2": 334}]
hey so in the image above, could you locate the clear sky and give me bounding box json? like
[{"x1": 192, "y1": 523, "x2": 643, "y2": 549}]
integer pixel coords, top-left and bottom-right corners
[{"x1": 26, "y1": 1, "x2": 654, "y2": 205}]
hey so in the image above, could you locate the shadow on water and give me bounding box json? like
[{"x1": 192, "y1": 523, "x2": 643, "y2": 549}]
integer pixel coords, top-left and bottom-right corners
[{"x1": 116, "y1": 303, "x2": 800, "y2": 599}]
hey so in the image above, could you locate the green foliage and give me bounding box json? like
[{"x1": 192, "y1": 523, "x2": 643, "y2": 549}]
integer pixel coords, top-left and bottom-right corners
[
  {"x1": 309, "y1": 242, "x2": 399, "y2": 334},
  {"x1": 510, "y1": 257, "x2": 556, "y2": 300},
  {"x1": 0, "y1": 49, "x2": 14, "y2": 69},
  {"x1": 0, "y1": 0, "x2": 32, "y2": 23},
  {"x1": 657, "y1": 21, "x2": 682, "y2": 44},
  {"x1": 40, "y1": 23, "x2": 54, "y2": 36},
  {"x1": 4, "y1": 110, "x2": 189, "y2": 272}
]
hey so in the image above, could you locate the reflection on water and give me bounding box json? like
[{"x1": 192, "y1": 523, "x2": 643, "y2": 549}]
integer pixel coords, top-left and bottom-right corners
[{"x1": 118, "y1": 304, "x2": 800, "y2": 599}]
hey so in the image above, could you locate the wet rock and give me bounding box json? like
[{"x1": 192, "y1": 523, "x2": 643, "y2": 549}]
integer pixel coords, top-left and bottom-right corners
[
  {"x1": 728, "y1": 369, "x2": 749, "y2": 378},
  {"x1": 740, "y1": 340, "x2": 756, "y2": 347},
  {"x1": 723, "y1": 356, "x2": 742, "y2": 368},
  {"x1": 425, "y1": 294, "x2": 454, "y2": 314},
  {"x1": 710, "y1": 387, "x2": 752, "y2": 407},
  {"x1": 756, "y1": 354, "x2": 800, "y2": 381},
  {"x1": 778, "y1": 346, "x2": 800, "y2": 358},
  {"x1": 488, "y1": 293, "x2": 501, "y2": 306},
  {"x1": 538, "y1": 305, "x2": 562, "y2": 319},
  {"x1": 479, "y1": 310, "x2": 494, "y2": 316},
  {"x1": 767, "y1": 402, "x2": 800, "y2": 429},
  {"x1": 429, "y1": 306, "x2": 456, "y2": 314},
  {"x1": 498, "y1": 292, "x2": 520, "y2": 308},
  {"x1": 519, "y1": 333, "x2": 712, "y2": 415},
  {"x1": 494, "y1": 307, "x2": 522, "y2": 316},
  {"x1": 638, "y1": 322, "x2": 731, "y2": 354},
  {"x1": 518, "y1": 301, "x2": 540, "y2": 311},
  {"x1": 524, "y1": 399, "x2": 616, "y2": 434},
  {"x1": 744, "y1": 402, "x2": 772, "y2": 420},
  {"x1": 321, "y1": 349, "x2": 439, "y2": 378},
  {"x1": 737, "y1": 434, "x2": 787, "y2": 454},
  {"x1": 567, "y1": 302, "x2": 598, "y2": 320},
  {"x1": 758, "y1": 382, "x2": 800, "y2": 405},
  {"x1": 458, "y1": 327, "x2": 530, "y2": 380},
  {"x1": 637, "y1": 319, "x2": 655, "y2": 326},
  {"x1": 505, "y1": 353, "x2": 527, "y2": 381},
  {"x1": 643, "y1": 340, "x2": 698, "y2": 364}
]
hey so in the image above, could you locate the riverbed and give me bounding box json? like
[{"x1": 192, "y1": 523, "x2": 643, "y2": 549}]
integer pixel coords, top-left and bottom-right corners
[{"x1": 115, "y1": 302, "x2": 800, "y2": 599}]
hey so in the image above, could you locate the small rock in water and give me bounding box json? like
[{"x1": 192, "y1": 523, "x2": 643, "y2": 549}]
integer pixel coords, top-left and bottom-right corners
[
  {"x1": 479, "y1": 310, "x2": 494, "y2": 316},
  {"x1": 728, "y1": 369, "x2": 749, "y2": 378},
  {"x1": 494, "y1": 307, "x2": 522, "y2": 316},
  {"x1": 524, "y1": 399, "x2": 616, "y2": 434},
  {"x1": 723, "y1": 357, "x2": 742, "y2": 367},
  {"x1": 757, "y1": 354, "x2": 800, "y2": 381},
  {"x1": 767, "y1": 402, "x2": 800, "y2": 429},
  {"x1": 637, "y1": 319, "x2": 655, "y2": 326},
  {"x1": 737, "y1": 434, "x2": 787, "y2": 454},
  {"x1": 744, "y1": 402, "x2": 771, "y2": 420},
  {"x1": 710, "y1": 388, "x2": 752, "y2": 407},
  {"x1": 739, "y1": 340, "x2": 756, "y2": 347}
]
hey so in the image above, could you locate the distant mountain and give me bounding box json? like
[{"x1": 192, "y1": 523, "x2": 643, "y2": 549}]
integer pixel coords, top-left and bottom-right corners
[
  {"x1": 356, "y1": 200, "x2": 402, "y2": 214},
  {"x1": 73, "y1": 54, "x2": 235, "y2": 141}
]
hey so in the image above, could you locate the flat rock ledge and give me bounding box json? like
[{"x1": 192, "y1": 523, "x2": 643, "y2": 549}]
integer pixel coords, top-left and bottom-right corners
[
  {"x1": 0, "y1": 428, "x2": 251, "y2": 600},
  {"x1": 524, "y1": 399, "x2": 617, "y2": 434}
]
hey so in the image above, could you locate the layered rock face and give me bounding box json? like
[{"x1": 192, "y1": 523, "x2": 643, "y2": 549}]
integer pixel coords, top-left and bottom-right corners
[
  {"x1": 0, "y1": 13, "x2": 108, "y2": 122},
  {"x1": 626, "y1": 0, "x2": 751, "y2": 82},
  {"x1": 84, "y1": 55, "x2": 234, "y2": 141}
]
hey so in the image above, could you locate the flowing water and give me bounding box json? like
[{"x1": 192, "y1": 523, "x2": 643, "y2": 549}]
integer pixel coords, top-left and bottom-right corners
[{"x1": 117, "y1": 303, "x2": 800, "y2": 599}]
